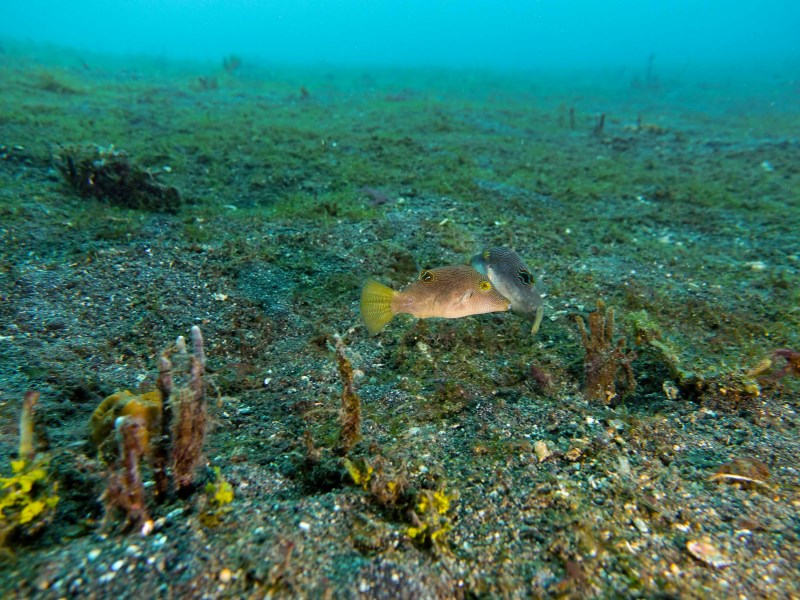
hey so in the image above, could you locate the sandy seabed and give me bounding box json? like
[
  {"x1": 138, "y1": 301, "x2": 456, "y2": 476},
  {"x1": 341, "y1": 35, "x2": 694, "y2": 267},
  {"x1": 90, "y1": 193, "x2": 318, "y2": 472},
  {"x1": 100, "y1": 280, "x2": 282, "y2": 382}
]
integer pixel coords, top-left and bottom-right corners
[{"x1": 1, "y1": 42, "x2": 799, "y2": 598}]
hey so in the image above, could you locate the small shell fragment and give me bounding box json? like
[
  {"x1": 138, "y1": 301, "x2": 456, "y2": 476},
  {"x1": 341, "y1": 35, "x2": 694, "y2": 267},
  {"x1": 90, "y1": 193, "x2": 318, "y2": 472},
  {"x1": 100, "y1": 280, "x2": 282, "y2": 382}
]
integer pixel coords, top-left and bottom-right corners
[
  {"x1": 686, "y1": 540, "x2": 733, "y2": 568},
  {"x1": 746, "y1": 357, "x2": 772, "y2": 378},
  {"x1": 710, "y1": 457, "x2": 772, "y2": 490},
  {"x1": 533, "y1": 440, "x2": 552, "y2": 463},
  {"x1": 633, "y1": 517, "x2": 649, "y2": 534},
  {"x1": 140, "y1": 519, "x2": 154, "y2": 536}
]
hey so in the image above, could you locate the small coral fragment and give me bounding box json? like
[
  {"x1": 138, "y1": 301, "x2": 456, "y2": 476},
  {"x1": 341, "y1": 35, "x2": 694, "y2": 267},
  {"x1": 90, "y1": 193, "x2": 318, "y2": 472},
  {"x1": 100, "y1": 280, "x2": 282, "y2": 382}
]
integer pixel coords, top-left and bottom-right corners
[
  {"x1": 92, "y1": 326, "x2": 210, "y2": 531},
  {"x1": 163, "y1": 326, "x2": 208, "y2": 495},
  {"x1": 334, "y1": 334, "x2": 361, "y2": 455},
  {"x1": 90, "y1": 390, "x2": 162, "y2": 462},
  {"x1": 18, "y1": 391, "x2": 39, "y2": 462},
  {"x1": 102, "y1": 416, "x2": 149, "y2": 530},
  {"x1": 575, "y1": 300, "x2": 636, "y2": 404}
]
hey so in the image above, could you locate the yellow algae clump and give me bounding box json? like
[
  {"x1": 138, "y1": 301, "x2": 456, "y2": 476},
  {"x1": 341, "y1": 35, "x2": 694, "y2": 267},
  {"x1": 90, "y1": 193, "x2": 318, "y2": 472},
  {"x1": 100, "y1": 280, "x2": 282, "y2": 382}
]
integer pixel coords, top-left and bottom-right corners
[
  {"x1": 343, "y1": 457, "x2": 374, "y2": 490},
  {"x1": 407, "y1": 488, "x2": 457, "y2": 550},
  {"x1": 1, "y1": 392, "x2": 60, "y2": 548},
  {"x1": 1, "y1": 459, "x2": 60, "y2": 546},
  {"x1": 90, "y1": 390, "x2": 162, "y2": 460},
  {"x1": 199, "y1": 467, "x2": 234, "y2": 528},
  {"x1": 205, "y1": 467, "x2": 234, "y2": 508}
]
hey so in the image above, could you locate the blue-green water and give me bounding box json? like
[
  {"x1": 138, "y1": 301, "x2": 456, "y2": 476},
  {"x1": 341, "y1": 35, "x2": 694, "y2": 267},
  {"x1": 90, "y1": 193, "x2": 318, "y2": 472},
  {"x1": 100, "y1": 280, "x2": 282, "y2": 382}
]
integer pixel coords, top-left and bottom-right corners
[{"x1": 2, "y1": 0, "x2": 798, "y2": 70}]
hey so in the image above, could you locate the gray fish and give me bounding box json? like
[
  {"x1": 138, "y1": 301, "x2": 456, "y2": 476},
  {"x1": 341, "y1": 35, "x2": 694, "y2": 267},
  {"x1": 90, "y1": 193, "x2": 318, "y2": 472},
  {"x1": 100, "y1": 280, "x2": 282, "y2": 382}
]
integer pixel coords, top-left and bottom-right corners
[{"x1": 472, "y1": 247, "x2": 544, "y2": 335}]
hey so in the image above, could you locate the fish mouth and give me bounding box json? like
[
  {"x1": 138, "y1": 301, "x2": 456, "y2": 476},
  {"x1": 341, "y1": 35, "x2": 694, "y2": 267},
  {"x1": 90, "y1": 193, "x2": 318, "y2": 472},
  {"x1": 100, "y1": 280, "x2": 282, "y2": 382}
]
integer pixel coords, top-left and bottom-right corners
[{"x1": 510, "y1": 304, "x2": 544, "y2": 335}]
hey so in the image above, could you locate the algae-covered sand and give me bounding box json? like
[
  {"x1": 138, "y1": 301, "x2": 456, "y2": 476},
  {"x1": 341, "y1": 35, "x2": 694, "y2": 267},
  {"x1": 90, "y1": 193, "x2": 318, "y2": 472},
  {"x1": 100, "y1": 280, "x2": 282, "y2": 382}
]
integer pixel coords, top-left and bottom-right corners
[{"x1": 1, "y1": 42, "x2": 799, "y2": 598}]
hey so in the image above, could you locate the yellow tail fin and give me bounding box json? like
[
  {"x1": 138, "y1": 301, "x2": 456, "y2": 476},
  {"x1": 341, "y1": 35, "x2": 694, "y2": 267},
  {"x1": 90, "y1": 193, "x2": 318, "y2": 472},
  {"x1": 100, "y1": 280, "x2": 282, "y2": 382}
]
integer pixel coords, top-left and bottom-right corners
[{"x1": 360, "y1": 278, "x2": 396, "y2": 335}]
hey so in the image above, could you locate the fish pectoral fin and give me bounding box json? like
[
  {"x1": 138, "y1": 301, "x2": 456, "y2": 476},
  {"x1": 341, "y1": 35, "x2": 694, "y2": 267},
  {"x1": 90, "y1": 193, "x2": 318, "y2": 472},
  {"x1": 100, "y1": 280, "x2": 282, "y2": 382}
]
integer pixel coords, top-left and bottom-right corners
[{"x1": 457, "y1": 290, "x2": 474, "y2": 305}]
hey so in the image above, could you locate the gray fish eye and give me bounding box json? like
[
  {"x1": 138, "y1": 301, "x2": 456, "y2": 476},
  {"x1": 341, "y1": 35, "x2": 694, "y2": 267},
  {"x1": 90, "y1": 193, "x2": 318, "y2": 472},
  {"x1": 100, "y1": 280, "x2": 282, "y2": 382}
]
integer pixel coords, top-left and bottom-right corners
[{"x1": 517, "y1": 269, "x2": 533, "y2": 287}]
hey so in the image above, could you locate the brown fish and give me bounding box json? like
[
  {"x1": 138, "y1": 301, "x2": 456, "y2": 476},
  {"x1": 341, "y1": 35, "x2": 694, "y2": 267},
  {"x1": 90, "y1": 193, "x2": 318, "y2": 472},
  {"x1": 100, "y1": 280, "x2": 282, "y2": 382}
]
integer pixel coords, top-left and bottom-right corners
[{"x1": 361, "y1": 265, "x2": 510, "y2": 335}]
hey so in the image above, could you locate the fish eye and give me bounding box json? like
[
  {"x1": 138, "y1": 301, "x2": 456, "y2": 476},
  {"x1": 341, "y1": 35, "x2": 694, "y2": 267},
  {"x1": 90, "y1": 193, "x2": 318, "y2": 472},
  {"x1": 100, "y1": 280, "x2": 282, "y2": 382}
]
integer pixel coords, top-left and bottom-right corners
[
  {"x1": 419, "y1": 270, "x2": 434, "y2": 283},
  {"x1": 517, "y1": 269, "x2": 534, "y2": 287},
  {"x1": 479, "y1": 280, "x2": 492, "y2": 291}
]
